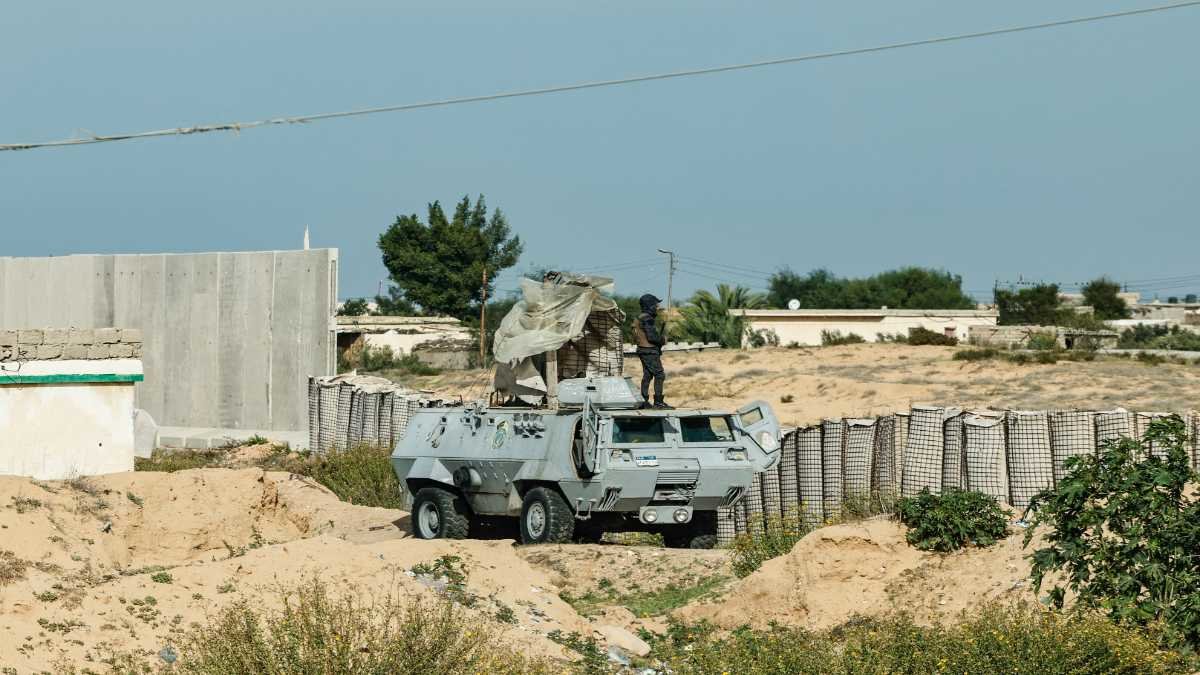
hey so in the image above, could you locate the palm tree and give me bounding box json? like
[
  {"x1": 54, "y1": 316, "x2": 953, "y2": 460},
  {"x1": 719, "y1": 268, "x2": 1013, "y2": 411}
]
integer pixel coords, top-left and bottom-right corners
[{"x1": 676, "y1": 284, "x2": 766, "y2": 348}]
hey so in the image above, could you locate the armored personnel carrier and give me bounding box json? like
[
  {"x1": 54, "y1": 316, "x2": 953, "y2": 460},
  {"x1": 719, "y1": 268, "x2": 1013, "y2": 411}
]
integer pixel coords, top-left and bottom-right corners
[{"x1": 390, "y1": 272, "x2": 780, "y2": 546}]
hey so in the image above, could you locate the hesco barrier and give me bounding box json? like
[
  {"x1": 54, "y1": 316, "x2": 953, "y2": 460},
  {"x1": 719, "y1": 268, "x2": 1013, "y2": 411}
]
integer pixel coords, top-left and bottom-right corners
[
  {"x1": 307, "y1": 374, "x2": 428, "y2": 453},
  {"x1": 734, "y1": 407, "x2": 1200, "y2": 538}
]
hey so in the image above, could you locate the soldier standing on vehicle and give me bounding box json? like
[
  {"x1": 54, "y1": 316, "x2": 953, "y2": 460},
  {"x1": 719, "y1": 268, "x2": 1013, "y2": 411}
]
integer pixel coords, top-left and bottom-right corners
[{"x1": 634, "y1": 293, "x2": 671, "y2": 408}]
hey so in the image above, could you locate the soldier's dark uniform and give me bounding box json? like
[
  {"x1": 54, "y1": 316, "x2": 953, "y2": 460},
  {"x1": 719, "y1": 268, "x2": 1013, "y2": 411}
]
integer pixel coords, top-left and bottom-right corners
[{"x1": 633, "y1": 294, "x2": 670, "y2": 408}]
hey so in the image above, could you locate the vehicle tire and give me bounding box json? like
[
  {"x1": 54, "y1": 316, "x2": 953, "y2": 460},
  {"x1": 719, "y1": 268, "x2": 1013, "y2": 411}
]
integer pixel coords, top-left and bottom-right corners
[
  {"x1": 663, "y1": 513, "x2": 718, "y2": 549},
  {"x1": 520, "y1": 487, "x2": 575, "y2": 545},
  {"x1": 573, "y1": 526, "x2": 605, "y2": 544},
  {"x1": 411, "y1": 487, "x2": 471, "y2": 540}
]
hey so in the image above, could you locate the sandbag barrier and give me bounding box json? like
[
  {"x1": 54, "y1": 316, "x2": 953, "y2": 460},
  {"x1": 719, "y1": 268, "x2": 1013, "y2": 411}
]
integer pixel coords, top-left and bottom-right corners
[
  {"x1": 733, "y1": 406, "x2": 1198, "y2": 538},
  {"x1": 307, "y1": 375, "x2": 427, "y2": 453}
]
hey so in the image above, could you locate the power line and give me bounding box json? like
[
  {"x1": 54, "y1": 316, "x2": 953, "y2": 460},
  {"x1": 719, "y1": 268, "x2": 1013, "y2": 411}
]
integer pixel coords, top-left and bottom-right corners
[{"x1": 4, "y1": 1, "x2": 1198, "y2": 153}]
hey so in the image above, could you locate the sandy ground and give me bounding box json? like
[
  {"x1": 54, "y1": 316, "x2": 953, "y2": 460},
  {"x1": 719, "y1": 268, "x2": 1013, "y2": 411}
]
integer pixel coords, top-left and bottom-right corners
[
  {"x1": 416, "y1": 343, "x2": 1200, "y2": 427},
  {"x1": 0, "y1": 469, "x2": 595, "y2": 671},
  {"x1": 679, "y1": 518, "x2": 1053, "y2": 631},
  {"x1": 6, "y1": 344, "x2": 1195, "y2": 670}
]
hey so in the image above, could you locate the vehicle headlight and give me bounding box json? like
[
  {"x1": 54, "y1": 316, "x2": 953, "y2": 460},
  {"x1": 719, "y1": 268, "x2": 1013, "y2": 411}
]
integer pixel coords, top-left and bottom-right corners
[
  {"x1": 726, "y1": 448, "x2": 747, "y2": 461},
  {"x1": 673, "y1": 508, "x2": 690, "y2": 523},
  {"x1": 643, "y1": 510, "x2": 658, "y2": 523},
  {"x1": 758, "y1": 431, "x2": 779, "y2": 451}
]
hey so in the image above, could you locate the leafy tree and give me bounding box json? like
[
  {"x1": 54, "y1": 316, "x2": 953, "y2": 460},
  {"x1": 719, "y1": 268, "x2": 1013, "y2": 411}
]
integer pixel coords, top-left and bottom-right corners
[
  {"x1": 767, "y1": 267, "x2": 974, "y2": 310},
  {"x1": 1027, "y1": 416, "x2": 1200, "y2": 650},
  {"x1": 373, "y1": 287, "x2": 417, "y2": 316},
  {"x1": 1185, "y1": 293, "x2": 1197, "y2": 304},
  {"x1": 995, "y1": 284, "x2": 1061, "y2": 325},
  {"x1": 1168, "y1": 296, "x2": 1180, "y2": 304},
  {"x1": 377, "y1": 195, "x2": 522, "y2": 319},
  {"x1": 338, "y1": 298, "x2": 370, "y2": 316},
  {"x1": 1081, "y1": 277, "x2": 1130, "y2": 320},
  {"x1": 676, "y1": 284, "x2": 766, "y2": 348}
]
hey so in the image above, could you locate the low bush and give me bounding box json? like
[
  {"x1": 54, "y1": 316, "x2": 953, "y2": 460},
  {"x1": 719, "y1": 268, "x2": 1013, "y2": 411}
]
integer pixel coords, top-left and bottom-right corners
[
  {"x1": 265, "y1": 444, "x2": 403, "y2": 509},
  {"x1": 906, "y1": 326, "x2": 958, "y2": 346},
  {"x1": 1119, "y1": 324, "x2": 1200, "y2": 351},
  {"x1": 820, "y1": 330, "x2": 865, "y2": 346},
  {"x1": 1025, "y1": 331, "x2": 1059, "y2": 351},
  {"x1": 161, "y1": 578, "x2": 548, "y2": 674},
  {"x1": 135, "y1": 448, "x2": 228, "y2": 472},
  {"x1": 338, "y1": 344, "x2": 441, "y2": 376},
  {"x1": 730, "y1": 512, "x2": 811, "y2": 578},
  {"x1": 649, "y1": 604, "x2": 1191, "y2": 674},
  {"x1": 1027, "y1": 416, "x2": 1200, "y2": 651},
  {"x1": 897, "y1": 488, "x2": 1010, "y2": 552},
  {"x1": 953, "y1": 347, "x2": 1000, "y2": 362}
]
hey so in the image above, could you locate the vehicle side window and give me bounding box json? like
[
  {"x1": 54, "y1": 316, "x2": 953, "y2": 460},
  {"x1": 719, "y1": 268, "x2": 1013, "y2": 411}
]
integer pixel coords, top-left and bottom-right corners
[
  {"x1": 612, "y1": 417, "x2": 665, "y2": 444},
  {"x1": 739, "y1": 407, "x2": 764, "y2": 427},
  {"x1": 680, "y1": 416, "x2": 735, "y2": 443}
]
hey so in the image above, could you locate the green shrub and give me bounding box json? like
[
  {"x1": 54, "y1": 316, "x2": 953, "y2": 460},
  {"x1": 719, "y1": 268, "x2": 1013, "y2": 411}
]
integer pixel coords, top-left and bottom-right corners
[
  {"x1": 1120, "y1": 324, "x2": 1200, "y2": 351},
  {"x1": 906, "y1": 326, "x2": 958, "y2": 346},
  {"x1": 1136, "y1": 351, "x2": 1166, "y2": 366},
  {"x1": 1027, "y1": 416, "x2": 1200, "y2": 650},
  {"x1": 649, "y1": 604, "x2": 1191, "y2": 674},
  {"x1": 164, "y1": 578, "x2": 548, "y2": 674},
  {"x1": 897, "y1": 488, "x2": 1010, "y2": 552},
  {"x1": 731, "y1": 511, "x2": 812, "y2": 578},
  {"x1": 338, "y1": 344, "x2": 441, "y2": 376},
  {"x1": 265, "y1": 444, "x2": 403, "y2": 509},
  {"x1": 953, "y1": 347, "x2": 1000, "y2": 362},
  {"x1": 1025, "y1": 331, "x2": 1059, "y2": 351},
  {"x1": 820, "y1": 330, "x2": 865, "y2": 346},
  {"x1": 135, "y1": 448, "x2": 228, "y2": 472}
]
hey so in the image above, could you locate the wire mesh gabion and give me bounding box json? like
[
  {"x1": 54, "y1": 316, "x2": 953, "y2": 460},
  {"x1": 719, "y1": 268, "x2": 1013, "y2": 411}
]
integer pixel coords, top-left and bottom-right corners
[
  {"x1": 902, "y1": 406, "x2": 945, "y2": 497},
  {"x1": 762, "y1": 462, "x2": 783, "y2": 521},
  {"x1": 941, "y1": 409, "x2": 967, "y2": 491},
  {"x1": 893, "y1": 411, "x2": 909, "y2": 493},
  {"x1": 744, "y1": 471, "x2": 766, "y2": 536},
  {"x1": 1005, "y1": 410, "x2": 1054, "y2": 509},
  {"x1": 308, "y1": 377, "x2": 320, "y2": 452},
  {"x1": 733, "y1": 499, "x2": 749, "y2": 537},
  {"x1": 1048, "y1": 410, "x2": 1096, "y2": 483},
  {"x1": 796, "y1": 425, "x2": 824, "y2": 526},
  {"x1": 1095, "y1": 408, "x2": 1134, "y2": 448},
  {"x1": 716, "y1": 506, "x2": 737, "y2": 546},
  {"x1": 778, "y1": 430, "x2": 801, "y2": 520},
  {"x1": 1135, "y1": 412, "x2": 1171, "y2": 459},
  {"x1": 316, "y1": 381, "x2": 338, "y2": 453},
  {"x1": 821, "y1": 419, "x2": 845, "y2": 517},
  {"x1": 963, "y1": 413, "x2": 1008, "y2": 503},
  {"x1": 1191, "y1": 411, "x2": 1200, "y2": 472},
  {"x1": 871, "y1": 415, "x2": 899, "y2": 497},
  {"x1": 844, "y1": 418, "x2": 876, "y2": 500}
]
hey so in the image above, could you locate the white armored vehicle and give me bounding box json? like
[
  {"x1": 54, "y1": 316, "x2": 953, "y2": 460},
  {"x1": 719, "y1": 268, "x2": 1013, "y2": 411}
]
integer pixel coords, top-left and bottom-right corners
[{"x1": 391, "y1": 273, "x2": 780, "y2": 546}]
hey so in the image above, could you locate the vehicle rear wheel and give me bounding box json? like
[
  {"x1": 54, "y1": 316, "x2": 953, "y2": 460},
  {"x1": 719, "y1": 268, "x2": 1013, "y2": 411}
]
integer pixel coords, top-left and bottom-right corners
[
  {"x1": 411, "y1": 487, "x2": 471, "y2": 540},
  {"x1": 520, "y1": 487, "x2": 575, "y2": 545},
  {"x1": 663, "y1": 512, "x2": 718, "y2": 549}
]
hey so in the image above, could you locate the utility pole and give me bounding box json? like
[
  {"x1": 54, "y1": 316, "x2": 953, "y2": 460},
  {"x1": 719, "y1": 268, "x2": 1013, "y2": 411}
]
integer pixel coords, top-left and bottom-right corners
[
  {"x1": 480, "y1": 267, "x2": 488, "y2": 367},
  {"x1": 657, "y1": 249, "x2": 676, "y2": 343}
]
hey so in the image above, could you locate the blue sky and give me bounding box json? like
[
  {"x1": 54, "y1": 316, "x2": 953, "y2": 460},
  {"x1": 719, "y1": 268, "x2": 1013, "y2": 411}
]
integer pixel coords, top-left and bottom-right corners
[{"x1": 3, "y1": 1, "x2": 1198, "y2": 303}]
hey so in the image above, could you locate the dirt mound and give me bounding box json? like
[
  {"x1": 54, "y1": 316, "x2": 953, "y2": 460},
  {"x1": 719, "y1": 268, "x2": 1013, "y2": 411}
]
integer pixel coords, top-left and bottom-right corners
[
  {"x1": 680, "y1": 518, "x2": 1047, "y2": 630},
  {"x1": 0, "y1": 469, "x2": 592, "y2": 671}
]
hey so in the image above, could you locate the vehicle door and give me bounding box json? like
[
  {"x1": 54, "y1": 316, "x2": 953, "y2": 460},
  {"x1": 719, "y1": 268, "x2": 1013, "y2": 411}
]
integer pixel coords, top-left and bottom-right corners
[{"x1": 734, "y1": 401, "x2": 782, "y2": 471}]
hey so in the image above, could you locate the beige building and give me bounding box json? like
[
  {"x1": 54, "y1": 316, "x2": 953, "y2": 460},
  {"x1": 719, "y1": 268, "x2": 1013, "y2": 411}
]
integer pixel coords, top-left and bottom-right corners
[{"x1": 733, "y1": 308, "x2": 999, "y2": 347}]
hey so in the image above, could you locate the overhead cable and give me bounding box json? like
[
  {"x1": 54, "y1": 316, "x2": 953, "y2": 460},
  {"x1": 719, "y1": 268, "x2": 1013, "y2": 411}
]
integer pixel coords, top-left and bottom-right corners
[{"x1": 4, "y1": 1, "x2": 1199, "y2": 153}]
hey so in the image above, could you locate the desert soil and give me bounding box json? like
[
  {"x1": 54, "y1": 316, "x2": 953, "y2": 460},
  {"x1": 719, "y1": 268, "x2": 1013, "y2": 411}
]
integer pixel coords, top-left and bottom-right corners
[
  {"x1": 5, "y1": 344, "x2": 1196, "y2": 671},
  {"x1": 414, "y1": 343, "x2": 1200, "y2": 427}
]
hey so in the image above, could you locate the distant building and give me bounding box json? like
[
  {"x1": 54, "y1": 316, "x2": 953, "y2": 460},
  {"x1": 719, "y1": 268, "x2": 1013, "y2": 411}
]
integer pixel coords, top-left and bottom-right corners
[
  {"x1": 335, "y1": 316, "x2": 474, "y2": 368},
  {"x1": 731, "y1": 308, "x2": 998, "y2": 347}
]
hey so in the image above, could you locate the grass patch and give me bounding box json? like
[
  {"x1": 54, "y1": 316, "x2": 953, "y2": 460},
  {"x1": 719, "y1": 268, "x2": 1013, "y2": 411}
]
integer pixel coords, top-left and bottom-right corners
[
  {"x1": 135, "y1": 448, "x2": 229, "y2": 472},
  {"x1": 648, "y1": 604, "x2": 1192, "y2": 674},
  {"x1": 102, "y1": 577, "x2": 549, "y2": 674},
  {"x1": 561, "y1": 576, "x2": 728, "y2": 619},
  {"x1": 10, "y1": 496, "x2": 43, "y2": 514},
  {"x1": 954, "y1": 347, "x2": 1000, "y2": 362},
  {"x1": 0, "y1": 550, "x2": 30, "y2": 586},
  {"x1": 263, "y1": 444, "x2": 402, "y2": 509}
]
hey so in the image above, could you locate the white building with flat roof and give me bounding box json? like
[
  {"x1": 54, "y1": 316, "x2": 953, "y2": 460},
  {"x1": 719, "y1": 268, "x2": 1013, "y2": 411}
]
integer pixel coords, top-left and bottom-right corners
[{"x1": 732, "y1": 308, "x2": 999, "y2": 347}]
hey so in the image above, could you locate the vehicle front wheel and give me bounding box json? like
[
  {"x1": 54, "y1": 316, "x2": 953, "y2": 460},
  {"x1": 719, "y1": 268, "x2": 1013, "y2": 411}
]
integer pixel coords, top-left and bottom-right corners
[
  {"x1": 520, "y1": 487, "x2": 575, "y2": 545},
  {"x1": 411, "y1": 487, "x2": 471, "y2": 540}
]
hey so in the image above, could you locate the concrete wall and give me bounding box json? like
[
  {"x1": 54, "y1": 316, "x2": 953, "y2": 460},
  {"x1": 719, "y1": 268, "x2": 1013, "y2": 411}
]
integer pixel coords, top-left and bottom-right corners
[
  {"x1": 0, "y1": 250, "x2": 337, "y2": 431},
  {"x1": 0, "y1": 358, "x2": 142, "y2": 479},
  {"x1": 737, "y1": 310, "x2": 998, "y2": 346}
]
